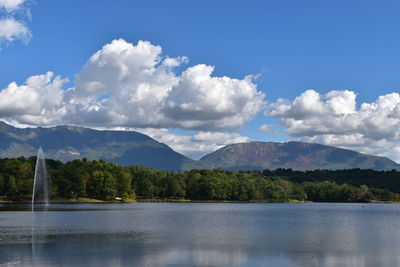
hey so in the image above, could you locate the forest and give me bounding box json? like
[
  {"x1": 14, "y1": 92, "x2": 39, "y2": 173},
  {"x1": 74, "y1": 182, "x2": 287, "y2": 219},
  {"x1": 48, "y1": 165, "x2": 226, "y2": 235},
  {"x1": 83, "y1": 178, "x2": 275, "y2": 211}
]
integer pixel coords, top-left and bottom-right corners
[{"x1": 0, "y1": 157, "x2": 399, "y2": 203}]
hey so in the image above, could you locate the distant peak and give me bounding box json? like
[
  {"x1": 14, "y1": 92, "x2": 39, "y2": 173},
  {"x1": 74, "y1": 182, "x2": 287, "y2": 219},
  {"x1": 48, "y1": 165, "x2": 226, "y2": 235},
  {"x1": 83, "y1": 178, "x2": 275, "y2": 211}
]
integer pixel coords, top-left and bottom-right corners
[{"x1": 0, "y1": 121, "x2": 12, "y2": 127}]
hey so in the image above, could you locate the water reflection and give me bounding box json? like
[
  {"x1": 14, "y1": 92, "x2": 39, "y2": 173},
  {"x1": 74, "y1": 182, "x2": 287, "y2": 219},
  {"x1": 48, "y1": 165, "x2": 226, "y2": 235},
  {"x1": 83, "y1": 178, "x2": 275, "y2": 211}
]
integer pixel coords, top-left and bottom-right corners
[{"x1": 1, "y1": 203, "x2": 400, "y2": 266}]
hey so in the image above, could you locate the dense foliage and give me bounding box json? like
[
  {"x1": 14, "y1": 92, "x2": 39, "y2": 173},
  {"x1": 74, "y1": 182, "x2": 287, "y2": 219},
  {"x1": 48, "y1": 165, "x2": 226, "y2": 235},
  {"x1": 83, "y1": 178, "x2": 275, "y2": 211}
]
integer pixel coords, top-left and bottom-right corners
[{"x1": 0, "y1": 157, "x2": 399, "y2": 202}]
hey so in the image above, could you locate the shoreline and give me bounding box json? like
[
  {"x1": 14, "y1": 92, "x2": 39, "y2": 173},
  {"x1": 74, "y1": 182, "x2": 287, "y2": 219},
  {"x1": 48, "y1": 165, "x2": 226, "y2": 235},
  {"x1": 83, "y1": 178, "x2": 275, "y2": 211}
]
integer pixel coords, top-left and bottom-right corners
[
  {"x1": 0, "y1": 197, "x2": 137, "y2": 204},
  {"x1": 1, "y1": 198, "x2": 399, "y2": 204}
]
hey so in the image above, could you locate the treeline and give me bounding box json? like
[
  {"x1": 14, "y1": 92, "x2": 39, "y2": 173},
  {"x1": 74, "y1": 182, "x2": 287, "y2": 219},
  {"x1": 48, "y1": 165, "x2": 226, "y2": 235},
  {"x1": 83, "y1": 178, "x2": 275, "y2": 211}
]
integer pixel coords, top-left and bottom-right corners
[{"x1": 0, "y1": 157, "x2": 399, "y2": 202}]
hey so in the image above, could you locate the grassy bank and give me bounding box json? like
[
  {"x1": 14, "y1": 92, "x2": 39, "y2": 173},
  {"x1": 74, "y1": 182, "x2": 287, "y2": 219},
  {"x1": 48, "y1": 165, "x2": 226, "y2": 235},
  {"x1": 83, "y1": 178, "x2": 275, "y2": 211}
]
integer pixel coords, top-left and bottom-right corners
[
  {"x1": 1, "y1": 197, "x2": 399, "y2": 204},
  {"x1": 0, "y1": 197, "x2": 137, "y2": 204},
  {"x1": 50, "y1": 197, "x2": 137, "y2": 203}
]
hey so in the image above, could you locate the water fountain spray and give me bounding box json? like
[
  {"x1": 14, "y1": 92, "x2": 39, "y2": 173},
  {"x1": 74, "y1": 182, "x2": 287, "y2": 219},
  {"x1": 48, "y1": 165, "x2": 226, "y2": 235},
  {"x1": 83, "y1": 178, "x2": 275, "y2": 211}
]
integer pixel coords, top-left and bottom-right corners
[{"x1": 32, "y1": 147, "x2": 49, "y2": 211}]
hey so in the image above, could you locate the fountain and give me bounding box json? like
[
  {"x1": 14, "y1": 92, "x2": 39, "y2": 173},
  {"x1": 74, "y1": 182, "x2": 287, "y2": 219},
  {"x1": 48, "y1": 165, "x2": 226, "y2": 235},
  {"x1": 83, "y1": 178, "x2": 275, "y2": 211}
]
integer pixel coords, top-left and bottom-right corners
[
  {"x1": 31, "y1": 147, "x2": 50, "y2": 261},
  {"x1": 32, "y1": 147, "x2": 49, "y2": 211}
]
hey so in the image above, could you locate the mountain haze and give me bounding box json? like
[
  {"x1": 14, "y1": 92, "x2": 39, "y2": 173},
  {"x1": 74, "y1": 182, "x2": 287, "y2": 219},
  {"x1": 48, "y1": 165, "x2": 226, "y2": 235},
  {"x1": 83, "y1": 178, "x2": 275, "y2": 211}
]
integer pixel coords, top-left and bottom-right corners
[{"x1": 200, "y1": 142, "x2": 400, "y2": 171}]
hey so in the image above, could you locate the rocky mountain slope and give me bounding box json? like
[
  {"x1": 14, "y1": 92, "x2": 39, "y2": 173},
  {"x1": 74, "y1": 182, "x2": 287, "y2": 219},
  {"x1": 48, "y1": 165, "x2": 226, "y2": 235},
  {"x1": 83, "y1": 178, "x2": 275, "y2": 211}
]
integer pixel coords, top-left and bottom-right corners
[
  {"x1": 199, "y1": 141, "x2": 400, "y2": 171},
  {"x1": 0, "y1": 121, "x2": 204, "y2": 171}
]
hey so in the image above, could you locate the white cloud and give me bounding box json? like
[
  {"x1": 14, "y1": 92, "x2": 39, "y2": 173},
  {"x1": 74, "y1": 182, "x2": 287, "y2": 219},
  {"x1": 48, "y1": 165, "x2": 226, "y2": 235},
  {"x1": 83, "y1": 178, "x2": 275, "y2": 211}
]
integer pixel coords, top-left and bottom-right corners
[
  {"x1": 68, "y1": 39, "x2": 264, "y2": 130},
  {"x1": 162, "y1": 64, "x2": 264, "y2": 130},
  {"x1": 0, "y1": 72, "x2": 68, "y2": 125},
  {"x1": 69, "y1": 39, "x2": 180, "y2": 128},
  {"x1": 266, "y1": 90, "x2": 400, "y2": 162},
  {"x1": 0, "y1": 17, "x2": 30, "y2": 42},
  {"x1": 259, "y1": 124, "x2": 273, "y2": 132},
  {"x1": 0, "y1": 39, "x2": 264, "y2": 131},
  {"x1": 0, "y1": 0, "x2": 31, "y2": 46},
  {"x1": 0, "y1": 0, "x2": 25, "y2": 12}
]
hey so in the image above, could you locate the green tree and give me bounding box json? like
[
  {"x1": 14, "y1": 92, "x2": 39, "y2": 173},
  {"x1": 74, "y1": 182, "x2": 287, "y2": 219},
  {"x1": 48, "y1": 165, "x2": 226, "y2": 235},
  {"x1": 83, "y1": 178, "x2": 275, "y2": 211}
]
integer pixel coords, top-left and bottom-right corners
[
  {"x1": 89, "y1": 170, "x2": 116, "y2": 200},
  {"x1": 102, "y1": 171, "x2": 117, "y2": 200},
  {"x1": 0, "y1": 174, "x2": 4, "y2": 195},
  {"x1": 165, "y1": 175, "x2": 183, "y2": 198},
  {"x1": 137, "y1": 176, "x2": 154, "y2": 199},
  {"x1": 116, "y1": 169, "x2": 132, "y2": 198}
]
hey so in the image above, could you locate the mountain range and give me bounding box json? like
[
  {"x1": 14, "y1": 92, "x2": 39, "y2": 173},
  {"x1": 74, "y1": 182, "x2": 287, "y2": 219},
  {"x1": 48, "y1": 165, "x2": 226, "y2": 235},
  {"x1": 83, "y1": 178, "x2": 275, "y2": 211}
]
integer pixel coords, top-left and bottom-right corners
[
  {"x1": 0, "y1": 121, "x2": 204, "y2": 171},
  {"x1": 0, "y1": 121, "x2": 398, "y2": 171}
]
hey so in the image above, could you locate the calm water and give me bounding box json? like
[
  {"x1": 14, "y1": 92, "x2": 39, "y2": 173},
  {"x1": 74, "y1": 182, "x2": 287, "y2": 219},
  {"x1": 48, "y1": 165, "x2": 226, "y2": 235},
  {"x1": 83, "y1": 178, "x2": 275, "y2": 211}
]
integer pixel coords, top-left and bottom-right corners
[{"x1": 0, "y1": 203, "x2": 400, "y2": 266}]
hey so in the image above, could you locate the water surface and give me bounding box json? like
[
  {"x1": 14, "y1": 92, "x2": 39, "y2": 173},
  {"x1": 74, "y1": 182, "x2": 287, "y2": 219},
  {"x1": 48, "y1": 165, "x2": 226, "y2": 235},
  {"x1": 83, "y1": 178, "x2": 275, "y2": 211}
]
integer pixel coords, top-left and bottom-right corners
[{"x1": 0, "y1": 202, "x2": 399, "y2": 266}]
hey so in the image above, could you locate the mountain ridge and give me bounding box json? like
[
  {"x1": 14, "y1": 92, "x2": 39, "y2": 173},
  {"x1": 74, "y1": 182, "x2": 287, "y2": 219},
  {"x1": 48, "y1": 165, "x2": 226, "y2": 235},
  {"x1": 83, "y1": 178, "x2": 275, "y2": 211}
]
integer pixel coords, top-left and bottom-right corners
[
  {"x1": 0, "y1": 121, "x2": 205, "y2": 171},
  {"x1": 199, "y1": 141, "x2": 400, "y2": 171},
  {"x1": 0, "y1": 121, "x2": 398, "y2": 171}
]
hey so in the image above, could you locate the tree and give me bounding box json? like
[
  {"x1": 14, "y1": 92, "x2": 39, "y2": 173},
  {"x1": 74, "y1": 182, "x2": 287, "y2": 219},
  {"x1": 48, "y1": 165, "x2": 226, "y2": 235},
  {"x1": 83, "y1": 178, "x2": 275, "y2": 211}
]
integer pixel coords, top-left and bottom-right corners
[
  {"x1": 0, "y1": 174, "x2": 4, "y2": 195},
  {"x1": 5, "y1": 176, "x2": 18, "y2": 199},
  {"x1": 89, "y1": 170, "x2": 116, "y2": 200},
  {"x1": 102, "y1": 171, "x2": 117, "y2": 200},
  {"x1": 116, "y1": 169, "x2": 132, "y2": 198},
  {"x1": 137, "y1": 176, "x2": 154, "y2": 199}
]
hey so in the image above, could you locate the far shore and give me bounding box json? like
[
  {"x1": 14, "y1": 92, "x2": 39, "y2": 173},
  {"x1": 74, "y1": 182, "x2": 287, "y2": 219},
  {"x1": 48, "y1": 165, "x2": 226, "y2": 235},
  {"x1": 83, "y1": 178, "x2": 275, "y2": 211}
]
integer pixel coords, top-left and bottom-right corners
[
  {"x1": 1, "y1": 198, "x2": 399, "y2": 204},
  {"x1": 0, "y1": 197, "x2": 137, "y2": 204}
]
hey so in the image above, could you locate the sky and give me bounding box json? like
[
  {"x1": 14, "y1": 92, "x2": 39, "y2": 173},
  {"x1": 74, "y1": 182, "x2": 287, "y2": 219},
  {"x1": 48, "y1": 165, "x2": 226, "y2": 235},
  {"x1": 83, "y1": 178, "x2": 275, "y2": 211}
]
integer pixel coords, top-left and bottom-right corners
[{"x1": 0, "y1": 0, "x2": 400, "y2": 162}]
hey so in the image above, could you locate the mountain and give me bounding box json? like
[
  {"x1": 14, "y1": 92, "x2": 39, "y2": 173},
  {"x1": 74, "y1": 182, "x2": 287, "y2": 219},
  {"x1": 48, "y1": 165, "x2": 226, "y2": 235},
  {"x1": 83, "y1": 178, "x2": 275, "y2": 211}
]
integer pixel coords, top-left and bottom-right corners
[
  {"x1": 0, "y1": 121, "x2": 205, "y2": 171},
  {"x1": 199, "y1": 141, "x2": 400, "y2": 171},
  {"x1": 0, "y1": 122, "x2": 398, "y2": 171}
]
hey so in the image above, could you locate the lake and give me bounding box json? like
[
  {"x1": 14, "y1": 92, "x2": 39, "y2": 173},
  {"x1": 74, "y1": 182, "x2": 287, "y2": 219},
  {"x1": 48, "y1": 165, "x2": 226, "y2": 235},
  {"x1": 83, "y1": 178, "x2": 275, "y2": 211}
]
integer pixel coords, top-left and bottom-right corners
[{"x1": 0, "y1": 202, "x2": 400, "y2": 266}]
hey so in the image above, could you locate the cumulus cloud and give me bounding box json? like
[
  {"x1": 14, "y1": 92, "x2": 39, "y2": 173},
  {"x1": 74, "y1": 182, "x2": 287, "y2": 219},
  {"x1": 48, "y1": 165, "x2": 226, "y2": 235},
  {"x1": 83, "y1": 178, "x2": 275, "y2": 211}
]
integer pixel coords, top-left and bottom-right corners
[
  {"x1": 0, "y1": 0, "x2": 31, "y2": 46},
  {"x1": 68, "y1": 39, "x2": 264, "y2": 130},
  {"x1": 0, "y1": 0, "x2": 25, "y2": 12},
  {"x1": 0, "y1": 39, "x2": 264, "y2": 133},
  {"x1": 0, "y1": 72, "x2": 68, "y2": 125},
  {"x1": 266, "y1": 90, "x2": 400, "y2": 162},
  {"x1": 162, "y1": 64, "x2": 264, "y2": 130},
  {"x1": 68, "y1": 39, "x2": 179, "y2": 128},
  {"x1": 0, "y1": 17, "x2": 30, "y2": 42}
]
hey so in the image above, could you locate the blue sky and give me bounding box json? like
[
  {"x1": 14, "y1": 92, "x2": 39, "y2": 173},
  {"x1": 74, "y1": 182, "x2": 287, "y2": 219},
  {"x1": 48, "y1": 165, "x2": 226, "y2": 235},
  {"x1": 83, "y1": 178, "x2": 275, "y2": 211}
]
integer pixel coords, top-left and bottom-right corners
[{"x1": 1, "y1": 0, "x2": 400, "y2": 161}]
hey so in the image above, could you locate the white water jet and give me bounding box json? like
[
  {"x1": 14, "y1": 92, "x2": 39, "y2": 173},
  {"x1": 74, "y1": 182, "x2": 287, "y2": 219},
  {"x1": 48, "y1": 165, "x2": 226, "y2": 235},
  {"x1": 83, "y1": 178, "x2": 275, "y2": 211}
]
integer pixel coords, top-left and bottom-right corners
[
  {"x1": 32, "y1": 147, "x2": 49, "y2": 211},
  {"x1": 31, "y1": 147, "x2": 50, "y2": 260}
]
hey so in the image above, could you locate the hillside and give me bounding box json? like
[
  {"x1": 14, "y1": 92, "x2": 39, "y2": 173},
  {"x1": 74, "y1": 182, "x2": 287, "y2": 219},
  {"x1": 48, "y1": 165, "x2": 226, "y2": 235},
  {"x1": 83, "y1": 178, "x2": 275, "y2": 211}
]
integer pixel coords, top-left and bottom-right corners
[
  {"x1": 0, "y1": 121, "x2": 205, "y2": 171},
  {"x1": 199, "y1": 141, "x2": 400, "y2": 171},
  {"x1": 0, "y1": 122, "x2": 398, "y2": 171}
]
